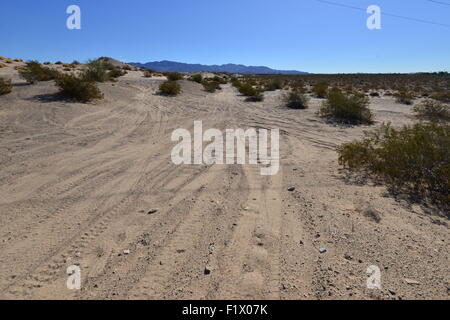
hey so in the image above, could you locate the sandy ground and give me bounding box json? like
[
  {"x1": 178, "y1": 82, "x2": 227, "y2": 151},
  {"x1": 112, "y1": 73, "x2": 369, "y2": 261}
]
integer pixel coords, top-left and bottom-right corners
[{"x1": 0, "y1": 62, "x2": 448, "y2": 300}]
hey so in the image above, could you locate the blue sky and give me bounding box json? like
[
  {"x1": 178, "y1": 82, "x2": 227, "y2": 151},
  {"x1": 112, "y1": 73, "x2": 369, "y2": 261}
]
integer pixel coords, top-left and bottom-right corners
[{"x1": 1, "y1": 0, "x2": 449, "y2": 73}]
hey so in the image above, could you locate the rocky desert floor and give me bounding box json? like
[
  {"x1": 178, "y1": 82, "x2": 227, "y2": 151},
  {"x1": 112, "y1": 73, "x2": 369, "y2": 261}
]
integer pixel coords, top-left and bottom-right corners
[{"x1": 0, "y1": 61, "x2": 448, "y2": 300}]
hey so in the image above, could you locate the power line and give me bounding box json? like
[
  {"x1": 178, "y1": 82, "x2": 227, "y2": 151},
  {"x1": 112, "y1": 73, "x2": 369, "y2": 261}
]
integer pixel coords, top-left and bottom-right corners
[
  {"x1": 426, "y1": 0, "x2": 450, "y2": 6},
  {"x1": 315, "y1": 0, "x2": 450, "y2": 28}
]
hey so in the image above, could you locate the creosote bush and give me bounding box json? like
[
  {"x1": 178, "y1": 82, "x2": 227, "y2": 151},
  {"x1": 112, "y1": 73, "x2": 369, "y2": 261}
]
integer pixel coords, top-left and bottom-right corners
[
  {"x1": 159, "y1": 80, "x2": 181, "y2": 96},
  {"x1": 82, "y1": 59, "x2": 112, "y2": 82},
  {"x1": 337, "y1": 123, "x2": 450, "y2": 210},
  {"x1": 394, "y1": 90, "x2": 414, "y2": 105},
  {"x1": 284, "y1": 89, "x2": 309, "y2": 109},
  {"x1": 202, "y1": 81, "x2": 221, "y2": 93},
  {"x1": 265, "y1": 79, "x2": 282, "y2": 91},
  {"x1": 166, "y1": 72, "x2": 183, "y2": 81},
  {"x1": 318, "y1": 88, "x2": 373, "y2": 124},
  {"x1": 0, "y1": 77, "x2": 12, "y2": 95},
  {"x1": 413, "y1": 99, "x2": 450, "y2": 123},
  {"x1": 313, "y1": 82, "x2": 328, "y2": 98},
  {"x1": 19, "y1": 61, "x2": 59, "y2": 83},
  {"x1": 55, "y1": 74, "x2": 103, "y2": 102},
  {"x1": 191, "y1": 74, "x2": 203, "y2": 83}
]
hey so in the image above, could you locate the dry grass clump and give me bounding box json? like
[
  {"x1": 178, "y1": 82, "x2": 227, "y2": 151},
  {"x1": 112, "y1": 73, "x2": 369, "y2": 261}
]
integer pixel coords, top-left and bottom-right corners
[
  {"x1": 159, "y1": 80, "x2": 181, "y2": 96},
  {"x1": 413, "y1": 99, "x2": 449, "y2": 123},
  {"x1": 19, "y1": 61, "x2": 59, "y2": 83},
  {"x1": 143, "y1": 70, "x2": 153, "y2": 78},
  {"x1": 283, "y1": 89, "x2": 309, "y2": 109},
  {"x1": 431, "y1": 90, "x2": 450, "y2": 104},
  {"x1": 55, "y1": 74, "x2": 103, "y2": 102},
  {"x1": 0, "y1": 77, "x2": 12, "y2": 95},
  {"x1": 318, "y1": 88, "x2": 374, "y2": 124},
  {"x1": 337, "y1": 123, "x2": 449, "y2": 210},
  {"x1": 0, "y1": 62, "x2": 7, "y2": 68}
]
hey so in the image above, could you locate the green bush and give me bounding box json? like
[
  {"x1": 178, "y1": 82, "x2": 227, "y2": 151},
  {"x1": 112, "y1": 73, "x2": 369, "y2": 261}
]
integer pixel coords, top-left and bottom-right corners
[
  {"x1": 166, "y1": 72, "x2": 183, "y2": 81},
  {"x1": 55, "y1": 74, "x2": 103, "y2": 102},
  {"x1": 313, "y1": 82, "x2": 328, "y2": 98},
  {"x1": 395, "y1": 90, "x2": 414, "y2": 105},
  {"x1": 159, "y1": 80, "x2": 181, "y2": 96},
  {"x1": 265, "y1": 79, "x2": 283, "y2": 91},
  {"x1": 318, "y1": 88, "x2": 373, "y2": 124},
  {"x1": 284, "y1": 90, "x2": 309, "y2": 109},
  {"x1": 19, "y1": 61, "x2": 59, "y2": 83},
  {"x1": 0, "y1": 77, "x2": 12, "y2": 95},
  {"x1": 191, "y1": 74, "x2": 203, "y2": 83},
  {"x1": 238, "y1": 83, "x2": 258, "y2": 96},
  {"x1": 337, "y1": 123, "x2": 450, "y2": 209},
  {"x1": 202, "y1": 81, "x2": 220, "y2": 93},
  {"x1": 82, "y1": 59, "x2": 111, "y2": 82},
  {"x1": 413, "y1": 99, "x2": 450, "y2": 123}
]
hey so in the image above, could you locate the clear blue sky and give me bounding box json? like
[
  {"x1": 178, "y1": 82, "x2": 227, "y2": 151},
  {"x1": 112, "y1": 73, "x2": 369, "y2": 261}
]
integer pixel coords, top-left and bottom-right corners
[{"x1": 1, "y1": 0, "x2": 449, "y2": 73}]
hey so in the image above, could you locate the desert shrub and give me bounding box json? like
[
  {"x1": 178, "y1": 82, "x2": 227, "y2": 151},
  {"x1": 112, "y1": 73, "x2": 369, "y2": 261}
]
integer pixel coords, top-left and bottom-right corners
[
  {"x1": 19, "y1": 61, "x2": 59, "y2": 83},
  {"x1": 166, "y1": 72, "x2": 183, "y2": 81},
  {"x1": 231, "y1": 78, "x2": 242, "y2": 88},
  {"x1": 284, "y1": 90, "x2": 309, "y2": 109},
  {"x1": 143, "y1": 70, "x2": 153, "y2": 78},
  {"x1": 159, "y1": 80, "x2": 181, "y2": 96},
  {"x1": 202, "y1": 81, "x2": 221, "y2": 93},
  {"x1": 55, "y1": 61, "x2": 63, "y2": 65},
  {"x1": 43, "y1": 62, "x2": 51, "y2": 65},
  {"x1": 0, "y1": 77, "x2": 12, "y2": 95},
  {"x1": 122, "y1": 65, "x2": 132, "y2": 71},
  {"x1": 245, "y1": 91, "x2": 264, "y2": 102},
  {"x1": 337, "y1": 123, "x2": 450, "y2": 209},
  {"x1": 413, "y1": 99, "x2": 450, "y2": 123},
  {"x1": 0, "y1": 62, "x2": 6, "y2": 68},
  {"x1": 369, "y1": 92, "x2": 380, "y2": 97},
  {"x1": 431, "y1": 91, "x2": 450, "y2": 103},
  {"x1": 55, "y1": 74, "x2": 103, "y2": 102},
  {"x1": 82, "y1": 59, "x2": 111, "y2": 82},
  {"x1": 238, "y1": 83, "x2": 258, "y2": 96},
  {"x1": 108, "y1": 67, "x2": 126, "y2": 79},
  {"x1": 394, "y1": 90, "x2": 414, "y2": 105},
  {"x1": 191, "y1": 74, "x2": 203, "y2": 83},
  {"x1": 318, "y1": 88, "x2": 373, "y2": 124},
  {"x1": 265, "y1": 79, "x2": 283, "y2": 91},
  {"x1": 313, "y1": 82, "x2": 328, "y2": 98}
]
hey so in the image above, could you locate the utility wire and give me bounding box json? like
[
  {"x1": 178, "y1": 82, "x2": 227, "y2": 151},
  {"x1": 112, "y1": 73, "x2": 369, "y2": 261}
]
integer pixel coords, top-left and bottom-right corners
[
  {"x1": 315, "y1": 0, "x2": 450, "y2": 28},
  {"x1": 426, "y1": 0, "x2": 450, "y2": 6}
]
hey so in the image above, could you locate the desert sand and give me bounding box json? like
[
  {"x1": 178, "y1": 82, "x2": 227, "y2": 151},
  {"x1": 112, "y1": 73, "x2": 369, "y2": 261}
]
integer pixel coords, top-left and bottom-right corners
[{"x1": 0, "y1": 61, "x2": 448, "y2": 300}]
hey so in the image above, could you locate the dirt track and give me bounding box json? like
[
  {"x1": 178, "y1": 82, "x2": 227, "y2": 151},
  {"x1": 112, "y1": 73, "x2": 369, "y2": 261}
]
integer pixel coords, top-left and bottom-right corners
[{"x1": 0, "y1": 65, "x2": 448, "y2": 300}]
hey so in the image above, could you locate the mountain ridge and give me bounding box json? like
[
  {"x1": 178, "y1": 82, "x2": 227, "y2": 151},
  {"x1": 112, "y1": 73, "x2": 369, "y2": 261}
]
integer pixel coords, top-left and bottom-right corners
[{"x1": 129, "y1": 60, "x2": 308, "y2": 74}]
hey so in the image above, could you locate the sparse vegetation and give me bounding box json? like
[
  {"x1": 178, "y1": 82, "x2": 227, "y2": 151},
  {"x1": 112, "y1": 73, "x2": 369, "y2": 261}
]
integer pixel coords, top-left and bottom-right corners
[
  {"x1": 313, "y1": 82, "x2": 328, "y2": 98},
  {"x1": 318, "y1": 88, "x2": 373, "y2": 124},
  {"x1": 82, "y1": 59, "x2": 112, "y2": 82},
  {"x1": 265, "y1": 79, "x2": 282, "y2": 91},
  {"x1": 19, "y1": 61, "x2": 59, "y2": 83},
  {"x1": 202, "y1": 81, "x2": 221, "y2": 93},
  {"x1": 55, "y1": 74, "x2": 103, "y2": 102},
  {"x1": 283, "y1": 89, "x2": 309, "y2": 109},
  {"x1": 337, "y1": 123, "x2": 450, "y2": 209},
  {"x1": 159, "y1": 80, "x2": 181, "y2": 96},
  {"x1": 395, "y1": 90, "x2": 414, "y2": 105},
  {"x1": 413, "y1": 99, "x2": 450, "y2": 123},
  {"x1": 191, "y1": 74, "x2": 203, "y2": 83},
  {"x1": 166, "y1": 72, "x2": 183, "y2": 81},
  {"x1": 0, "y1": 78, "x2": 12, "y2": 95},
  {"x1": 143, "y1": 70, "x2": 153, "y2": 78}
]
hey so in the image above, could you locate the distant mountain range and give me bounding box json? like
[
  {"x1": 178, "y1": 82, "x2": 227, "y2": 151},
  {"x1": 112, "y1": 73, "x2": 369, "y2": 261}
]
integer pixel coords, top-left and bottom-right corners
[{"x1": 129, "y1": 60, "x2": 308, "y2": 74}]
